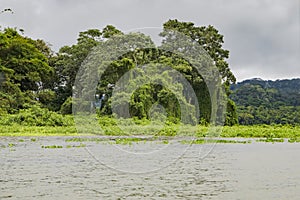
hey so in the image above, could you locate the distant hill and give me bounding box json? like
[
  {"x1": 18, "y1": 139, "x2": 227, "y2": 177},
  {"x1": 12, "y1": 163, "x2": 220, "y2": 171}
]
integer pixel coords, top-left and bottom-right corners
[{"x1": 230, "y1": 78, "x2": 300, "y2": 125}]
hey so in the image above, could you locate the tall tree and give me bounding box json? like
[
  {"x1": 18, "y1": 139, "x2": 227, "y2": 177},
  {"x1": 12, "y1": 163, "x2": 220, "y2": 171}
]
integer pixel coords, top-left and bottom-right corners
[
  {"x1": 159, "y1": 19, "x2": 238, "y2": 125},
  {"x1": 52, "y1": 25, "x2": 123, "y2": 113},
  {"x1": 0, "y1": 28, "x2": 53, "y2": 113}
]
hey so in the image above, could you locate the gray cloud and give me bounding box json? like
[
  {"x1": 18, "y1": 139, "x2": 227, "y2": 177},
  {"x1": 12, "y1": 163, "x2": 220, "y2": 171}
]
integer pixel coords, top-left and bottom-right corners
[{"x1": 0, "y1": 0, "x2": 299, "y2": 81}]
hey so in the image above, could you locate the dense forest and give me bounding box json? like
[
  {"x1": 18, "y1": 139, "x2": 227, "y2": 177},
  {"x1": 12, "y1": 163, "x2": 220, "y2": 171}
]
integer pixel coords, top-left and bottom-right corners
[
  {"x1": 0, "y1": 19, "x2": 238, "y2": 126},
  {"x1": 230, "y1": 78, "x2": 300, "y2": 125},
  {"x1": 0, "y1": 18, "x2": 298, "y2": 127}
]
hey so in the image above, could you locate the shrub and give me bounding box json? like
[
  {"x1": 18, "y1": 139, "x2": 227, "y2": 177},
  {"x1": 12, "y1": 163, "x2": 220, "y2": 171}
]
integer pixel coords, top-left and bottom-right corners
[
  {"x1": 60, "y1": 97, "x2": 72, "y2": 114},
  {"x1": 0, "y1": 104, "x2": 74, "y2": 126}
]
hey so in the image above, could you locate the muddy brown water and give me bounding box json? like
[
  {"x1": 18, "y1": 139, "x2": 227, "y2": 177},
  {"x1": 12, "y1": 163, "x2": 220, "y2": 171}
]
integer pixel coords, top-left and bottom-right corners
[{"x1": 0, "y1": 137, "x2": 299, "y2": 199}]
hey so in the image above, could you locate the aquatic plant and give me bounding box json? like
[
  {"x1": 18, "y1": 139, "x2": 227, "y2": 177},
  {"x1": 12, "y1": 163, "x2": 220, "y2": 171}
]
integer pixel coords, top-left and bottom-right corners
[
  {"x1": 0, "y1": 121, "x2": 299, "y2": 139},
  {"x1": 180, "y1": 139, "x2": 250, "y2": 144},
  {"x1": 41, "y1": 145, "x2": 63, "y2": 149},
  {"x1": 7, "y1": 143, "x2": 16, "y2": 147},
  {"x1": 256, "y1": 138, "x2": 284, "y2": 143},
  {"x1": 66, "y1": 143, "x2": 86, "y2": 148},
  {"x1": 288, "y1": 138, "x2": 300, "y2": 143}
]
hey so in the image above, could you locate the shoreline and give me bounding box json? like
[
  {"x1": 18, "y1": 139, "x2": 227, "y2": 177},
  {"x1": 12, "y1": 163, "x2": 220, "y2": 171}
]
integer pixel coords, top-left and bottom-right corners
[{"x1": 1, "y1": 125, "x2": 299, "y2": 141}]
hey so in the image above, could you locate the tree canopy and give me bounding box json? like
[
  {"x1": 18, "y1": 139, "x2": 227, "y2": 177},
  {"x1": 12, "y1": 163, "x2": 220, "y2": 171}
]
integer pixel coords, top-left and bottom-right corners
[
  {"x1": 0, "y1": 20, "x2": 239, "y2": 125},
  {"x1": 230, "y1": 78, "x2": 300, "y2": 125},
  {"x1": 0, "y1": 28, "x2": 53, "y2": 113}
]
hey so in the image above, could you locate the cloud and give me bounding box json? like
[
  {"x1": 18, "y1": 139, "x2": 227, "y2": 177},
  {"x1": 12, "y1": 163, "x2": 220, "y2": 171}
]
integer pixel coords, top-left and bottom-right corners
[{"x1": 0, "y1": 0, "x2": 299, "y2": 81}]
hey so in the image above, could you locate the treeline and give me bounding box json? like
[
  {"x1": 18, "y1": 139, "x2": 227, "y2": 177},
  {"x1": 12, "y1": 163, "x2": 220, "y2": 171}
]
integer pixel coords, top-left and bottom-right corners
[
  {"x1": 230, "y1": 78, "x2": 300, "y2": 125},
  {"x1": 1, "y1": 19, "x2": 299, "y2": 127},
  {"x1": 0, "y1": 19, "x2": 238, "y2": 126}
]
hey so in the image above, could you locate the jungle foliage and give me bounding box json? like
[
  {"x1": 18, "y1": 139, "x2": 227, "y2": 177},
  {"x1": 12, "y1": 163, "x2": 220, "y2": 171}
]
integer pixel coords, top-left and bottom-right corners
[
  {"x1": 0, "y1": 20, "x2": 238, "y2": 126},
  {"x1": 230, "y1": 78, "x2": 300, "y2": 125}
]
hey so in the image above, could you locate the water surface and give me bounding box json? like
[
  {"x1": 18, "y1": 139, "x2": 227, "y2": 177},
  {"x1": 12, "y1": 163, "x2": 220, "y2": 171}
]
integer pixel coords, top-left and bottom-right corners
[{"x1": 1, "y1": 137, "x2": 299, "y2": 199}]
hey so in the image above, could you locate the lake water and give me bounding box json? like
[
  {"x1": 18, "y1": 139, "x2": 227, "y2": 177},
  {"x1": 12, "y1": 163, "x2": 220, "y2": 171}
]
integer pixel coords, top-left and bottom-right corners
[{"x1": 1, "y1": 137, "x2": 300, "y2": 199}]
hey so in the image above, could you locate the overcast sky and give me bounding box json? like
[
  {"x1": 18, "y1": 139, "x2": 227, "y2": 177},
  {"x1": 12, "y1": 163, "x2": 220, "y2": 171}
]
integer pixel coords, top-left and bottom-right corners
[{"x1": 0, "y1": 0, "x2": 299, "y2": 81}]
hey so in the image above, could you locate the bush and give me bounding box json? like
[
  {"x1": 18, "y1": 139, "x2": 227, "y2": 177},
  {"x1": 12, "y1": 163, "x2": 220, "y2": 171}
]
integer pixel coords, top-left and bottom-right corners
[
  {"x1": 60, "y1": 97, "x2": 72, "y2": 114},
  {"x1": 0, "y1": 104, "x2": 74, "y2": 126}
]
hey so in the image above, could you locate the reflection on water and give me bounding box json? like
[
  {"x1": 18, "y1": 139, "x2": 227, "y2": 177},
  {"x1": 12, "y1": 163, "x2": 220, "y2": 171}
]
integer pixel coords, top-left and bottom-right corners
[{"x1": 0, "y1": 137, "x2": 299, "y2": 199}]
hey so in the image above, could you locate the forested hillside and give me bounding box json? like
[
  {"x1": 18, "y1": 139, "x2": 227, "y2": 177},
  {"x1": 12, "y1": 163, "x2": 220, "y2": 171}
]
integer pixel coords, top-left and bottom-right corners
[{"x1": 230, "y1": 78, "x2": 300, "y2": 125}]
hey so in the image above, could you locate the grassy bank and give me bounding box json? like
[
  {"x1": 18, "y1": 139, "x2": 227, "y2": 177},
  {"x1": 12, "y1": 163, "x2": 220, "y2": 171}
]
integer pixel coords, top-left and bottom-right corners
[
  {"x1": 221, "y1": 125, "x2": 300, "y2": 138},
  {"x1": 0, "y1": 125, "x2": 78, "y2": 136},
  {"x1": 1, "y1": 124, "x2": 299, "y2": 139},
  {"x1": 1, "y1": 112, "x2": 299, "y2": 138}
]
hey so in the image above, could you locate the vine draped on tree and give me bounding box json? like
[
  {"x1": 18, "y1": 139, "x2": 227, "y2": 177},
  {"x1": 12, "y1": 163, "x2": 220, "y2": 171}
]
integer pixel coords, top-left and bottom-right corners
[{"x1": 1, "y1": 20, "x2": 239, "y2": 125}]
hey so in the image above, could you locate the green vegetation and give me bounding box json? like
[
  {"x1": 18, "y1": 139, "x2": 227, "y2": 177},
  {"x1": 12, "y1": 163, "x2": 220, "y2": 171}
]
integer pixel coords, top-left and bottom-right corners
[
  {"x1": 1, "y1": 19, "x2": 299, "y2": 140},
  {"x1": 288, "y1": 138, "x2": 300, "y2": 143},
  {"x1": 114, "y1": 138, "x2": 145, "y2": 145},
  {"x1": 65, "y1": 137, "x2": 105, "y2": 143},
  {"x1": 66, "y1": 143, "x2": 86, "y2": 148},
  {"x1": 180, "y1": 139, "x2": 251, "y2": 144},
  {"x1": 0, "y1": 105, "x2": 74, "y2": 126},
  {"x1": 0, "y1": 125, "x2": 77, "y2": 136},
  {"x1": 7, "y1": 143, "x2": 16, "y2": 147},
  {"x1": 256, "y1": 138, "x2": 284, "y2": 143},
  {"x1": 41, "y1": 145, "x2": 63, "y2": 149},
  {"x1": 0, "y1": 115, "x2": 299, "y2": 139},
  {"x1": 230, "y1": 78, "x2": 300, "y2": 125},
  {"x1": 220, "y1": 125, "x2": 300, "y2": 138},
  {"x1": 1, "y1": 19, "x2": 237, "y2": 128}
]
